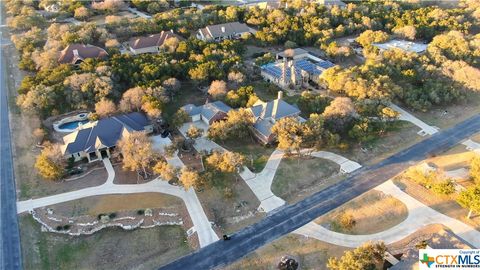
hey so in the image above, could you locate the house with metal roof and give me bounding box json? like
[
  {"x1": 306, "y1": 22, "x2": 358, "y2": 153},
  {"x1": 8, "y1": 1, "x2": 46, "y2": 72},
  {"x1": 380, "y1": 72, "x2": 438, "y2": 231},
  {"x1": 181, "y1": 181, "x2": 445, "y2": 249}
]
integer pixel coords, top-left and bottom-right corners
[
  {"x1": 58, "y1": 44, "x2": 108, "y2": 65},
  {"x1": 196, "y1": 22, "x2": 256, "y2": 42},
  {"x1": 61, "y1": 112, "x2": 153, "y2": 163},
  {"x1": 261, "y1": 49, "x2": 335, "y2": 89},
  {"x1": 181, "y1": 101, "x2": 232, "y2": 126},
  {"x1": 127, "y1": 30, "x2": 183, "y2": 55},
  {"x1": 372, "y1": 39, "x2": 428, "y2": 54},
  {"x1": 248, "y1": 91, "x2": 306, "y2": 144}
]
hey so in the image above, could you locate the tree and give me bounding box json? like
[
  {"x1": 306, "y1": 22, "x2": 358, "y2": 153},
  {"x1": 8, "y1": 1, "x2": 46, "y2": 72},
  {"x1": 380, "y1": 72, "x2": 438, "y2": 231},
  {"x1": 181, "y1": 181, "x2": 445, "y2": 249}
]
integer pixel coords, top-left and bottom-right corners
[
  {"x1": 74, "y1": 6, "x2": 89, "y2": 20},
  {"x1": 171, "y1": 108, "x2": 190, "y2": 129},
  {"x1": 35, "y1": 143, "x2": 64, "y2": 181},
  {"x1": 162, "y1": 78, "x2": 181, "y2": 98},
  {"x1": 119, "y1": 87, "x2": 145, "y2": 112},
  {"x1": 208, "y1": 80, "x2": 228, "y2": 99},
  {"x1": 322, "y1": 97, "x2": 357, "y2": 134},
  {"x1": 117, "y1": 131, "x2": 155, "y2": 177},
  {"x1": 471, "y1": 156, "x2": 480, "y2": 184},
  {"x1": 457, "y1": 185, "x2": 480, "y2": 219},
  {"x1": 153, "y1": 160, "x2": 177, "y2": 181},
  {"x1": 327, "y1": 242, "x2": 386, "y2": 270},
  {"x1": 206, "y1": 151, "x2": 245, "y2": 173},
  {"x1": 208, "y1": 108, "x2": 255, "y2": 142},
  {"x1": 393, "y1": 25, "x2": 416, "y2": 40},
  {"x1": 227, "y1": 71, "x2": 245, "y2": 85},
  {"x1": 95, "y1": 98, "x2": 116, "y2": 118},
  {"x1": 186, "y1": 125, "x2": 203, "y2": 140},
  {"x1": 178, "y1": 167, "x2": 200, "y2": 190},
  {"x1": 271, "y1": 117, "x2": 305, "y2": 155},
  {"x1": 162, "y1": 37, "x2": 180, "y2": 53},
  {"x1": 356, "y1": 30, "x2": 389, "y2": 47}
]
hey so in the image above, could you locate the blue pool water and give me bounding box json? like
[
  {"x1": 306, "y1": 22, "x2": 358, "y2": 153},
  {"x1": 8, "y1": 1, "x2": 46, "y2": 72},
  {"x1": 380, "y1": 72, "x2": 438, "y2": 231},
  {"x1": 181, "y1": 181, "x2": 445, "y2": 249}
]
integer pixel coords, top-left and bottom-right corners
[{"x1": 58, "y1": 120, "x2": 89, "y2": 130}]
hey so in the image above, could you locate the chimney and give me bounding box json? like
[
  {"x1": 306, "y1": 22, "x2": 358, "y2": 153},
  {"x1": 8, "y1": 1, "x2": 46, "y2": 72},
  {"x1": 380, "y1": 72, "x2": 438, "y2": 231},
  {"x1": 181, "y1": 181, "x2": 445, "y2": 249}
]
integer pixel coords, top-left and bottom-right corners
[
  {"x1": 221, "y1": 26, "x2": 226, "y2": 33},
  {"x1": 277, "y1": 91, "x2": 283, "y2": 100},
  {"x1": 272, "y1": 96, "x2": 280, "y2": 120},
  {"x1": 170, "y1": 29, "x2": 174, "y2": 33},
  {"x1": 73, "y1": 49, "x2": 79, "y2": 59}
]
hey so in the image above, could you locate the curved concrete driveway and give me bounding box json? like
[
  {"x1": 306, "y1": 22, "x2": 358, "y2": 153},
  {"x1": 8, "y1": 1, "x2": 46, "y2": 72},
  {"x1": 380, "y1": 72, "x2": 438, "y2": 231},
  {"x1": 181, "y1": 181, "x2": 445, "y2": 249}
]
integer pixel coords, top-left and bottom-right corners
[
  {"x1": 17, "y1": 159, "x2": 219, "y2": 247},
  {"x1": 294, "y1": 180, "x2": 480, "y2": 248}
]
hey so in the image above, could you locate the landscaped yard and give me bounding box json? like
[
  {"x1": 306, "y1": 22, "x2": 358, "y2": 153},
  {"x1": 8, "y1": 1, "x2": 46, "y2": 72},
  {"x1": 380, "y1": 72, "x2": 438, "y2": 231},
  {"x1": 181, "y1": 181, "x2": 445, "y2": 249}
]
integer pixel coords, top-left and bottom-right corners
[
  {"x1": 196, "y1": 172, "x2": 264, "y2": 234},
  {"x1": 394, "y1": 176, "x2": 480, "y2": 230},
  {"x1": 271, "y1": 156, "x2": 341, "y2": 203},
  {"x1": 224, "y1": 234, "x2": 349, "y2": 270},
  {"x1": 218, "y1": 138, "x2": 275, "y2": 173},
  {"x1": 314, "y1": 190, "x2": 408, "y2": 235},
  {"x1": 164, "y1": 82, "x2": 207, "y2": 120},
  {"x1": 19, "y1": 215, "x2": 191, "y2": 270},
  {"x1": 48, "y1": 193, "x2": 186, "y2": 218}
]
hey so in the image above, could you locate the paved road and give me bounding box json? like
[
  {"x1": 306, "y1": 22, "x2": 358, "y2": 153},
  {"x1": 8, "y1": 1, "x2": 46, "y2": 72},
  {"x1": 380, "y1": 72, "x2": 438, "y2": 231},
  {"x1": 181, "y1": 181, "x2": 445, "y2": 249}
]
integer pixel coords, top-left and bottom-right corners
[
  {"x1": 0, "y1": 6, "x2": 23, "y2": 268},
  {"x1": 160, "y1": 113, "x2": 480, "y2": 270}
]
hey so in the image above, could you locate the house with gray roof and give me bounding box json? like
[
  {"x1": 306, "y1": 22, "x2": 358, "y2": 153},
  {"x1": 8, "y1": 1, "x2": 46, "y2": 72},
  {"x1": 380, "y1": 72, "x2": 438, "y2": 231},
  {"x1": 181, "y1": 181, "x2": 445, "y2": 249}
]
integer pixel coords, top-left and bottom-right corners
[
  {"x1": 261, "y1": 48, "x2": 335, "y2": 89},
  {"x1": 196, "y1": 22, "x2": 256, "y2": 42},
  {"x1": 181, "y1": 101, "x2": 232, "y2": 126},
  {"x1": 248, "y1": 91, "x2": 305, "y2": 144},
  {"x1": 61, "y1": 112, "x2": 153, "y2": 163},
  {"x1": 127, "y1": 30, "x2": 183, "y2": 55}
]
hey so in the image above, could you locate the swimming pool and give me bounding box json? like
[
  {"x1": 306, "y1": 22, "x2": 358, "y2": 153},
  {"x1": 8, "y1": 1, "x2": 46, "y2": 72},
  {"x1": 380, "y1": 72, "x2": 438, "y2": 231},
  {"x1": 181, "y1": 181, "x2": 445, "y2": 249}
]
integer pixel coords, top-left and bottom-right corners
[{"x1": 58, "y1": 120, "x2": 89, "y2": 130}]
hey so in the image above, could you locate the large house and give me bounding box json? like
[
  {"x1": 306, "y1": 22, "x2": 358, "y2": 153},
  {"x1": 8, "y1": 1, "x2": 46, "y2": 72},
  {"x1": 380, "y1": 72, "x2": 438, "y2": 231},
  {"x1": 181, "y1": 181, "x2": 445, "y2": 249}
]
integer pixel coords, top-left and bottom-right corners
[
  {"x1": 248, "y1": 91, "x2": 305, "y2": 144},
  {"x1": 61, "y1": 112, "x2": 153, "y2": 163},
  {"x1": 196, "y1": 22, "x2": 256, "y2": 42},
  {"x1": 127, "y1": 30, "x2": 183, "y2": 55},
  {"x1": 181, "y1": 101, "x2": 232, "y2": 126},
  {"x1": 261, "y1": 48, "x2": 335, "y2": 89},
  {"x1": 372, "y1": 39, "x2": 428, "y2": 54},
  {"x1": 58, "y1": 44, "x2": 108, "y2": 65}
]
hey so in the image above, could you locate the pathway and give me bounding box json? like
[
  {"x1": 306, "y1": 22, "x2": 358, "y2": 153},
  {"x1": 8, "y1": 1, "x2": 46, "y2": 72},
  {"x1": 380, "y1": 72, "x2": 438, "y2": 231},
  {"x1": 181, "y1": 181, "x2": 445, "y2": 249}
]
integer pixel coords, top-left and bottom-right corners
[
  {"x1": 17, "y1": 159, "x2": 219, "y2": 247},
  {"x1": 390, "y1": 103, "x2": 439, "y2": 136},
  {"x1": 127, "y1": 7, "x2": 152, "y2": 19},
  {"x1": 179, "y1": 124, "x2": 363, "y2": 213},
  {"x1": 294, "y1": 180, "x2": 480, "y2": 248}
]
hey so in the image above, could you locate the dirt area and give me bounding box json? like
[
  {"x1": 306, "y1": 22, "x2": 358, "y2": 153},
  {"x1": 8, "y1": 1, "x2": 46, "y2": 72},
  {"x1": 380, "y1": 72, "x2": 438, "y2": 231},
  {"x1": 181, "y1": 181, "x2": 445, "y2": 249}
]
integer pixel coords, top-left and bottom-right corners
[
  {"x1": 197, "y1": 173, "x2": 265, "y2": 234},
  {"x1": 23, "y1": 165, "x2": 108, "y2": 200},
  {"x1": 271, "y1": 156, "x2": 341, "y2": 203},
  {"x1": 218, "y1": 137, "x2": 275, "y2": 173},
  {"x1": 339, "y1": 121, "x2": 423, "y2": 165},
  {"x1": 388, "y1": 224, "x2": 471, "y2": 269},
  {"x1": 164, "y1": 82, "x2": 208, "y2": 120},
  {"x1": 225, "y1": 234, "x2": 349, "y2": 270},
  {"x1": 426, "y1": 144, "x2": 475, "y2": 170},
  {"x1": 48, "y1": 193, "x2": 187, "y2": 218},
  {"x1": 315, "y1": 190, "x2": 408, "y2": 235},
  {"x1": 412, "y1": 91, "x2": 480, "y2": 129},
  {"x1": 394, "y1": 177, "x2": 480, "y2": 230},
  {"x1": 19, "y1": 214, "x2": 192, "y2": 270},
  {"x1": 87, "y1": 10, "x2": 136, "y2": 25},
  {"x1": 112, "y1": 164, "x2": 154, "y2": 184}
]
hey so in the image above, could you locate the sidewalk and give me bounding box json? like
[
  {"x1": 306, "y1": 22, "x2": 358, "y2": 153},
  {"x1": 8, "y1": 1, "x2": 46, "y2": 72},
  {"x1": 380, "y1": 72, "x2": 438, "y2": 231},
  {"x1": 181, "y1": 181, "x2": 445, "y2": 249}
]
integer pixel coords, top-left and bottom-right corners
[
  {"x1": 389, "y1": 103, "x2": 439, "y2": 136},
  {"x1": 294, "y1": 180, "x2": 480, "y2": 248}
]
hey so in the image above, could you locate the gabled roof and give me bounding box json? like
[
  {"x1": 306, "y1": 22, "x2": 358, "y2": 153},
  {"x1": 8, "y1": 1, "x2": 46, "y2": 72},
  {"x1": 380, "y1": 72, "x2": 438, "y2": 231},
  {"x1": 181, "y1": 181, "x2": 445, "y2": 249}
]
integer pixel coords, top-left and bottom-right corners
[
  {"x1": 63, "y1": 112, "x2": 150, "y2": 155},
  {"x1": 182, "y1": 101, "x2": 232, "y2": 121},
  {"x1": 129, "y1": 31, "x2": 182, "y2": 50},
  {"x1": 200, "y1": 22, "x2": 252, "y2": 39},
  {"x1": 58, "y1": 44, "x2": 108, "y2": 64},
  {"x1": 250, "y1": 99, "x2": 301, "y2": 121},
  {"x1": 261, "y1": 58, "x2": 334, "y2": 80}
]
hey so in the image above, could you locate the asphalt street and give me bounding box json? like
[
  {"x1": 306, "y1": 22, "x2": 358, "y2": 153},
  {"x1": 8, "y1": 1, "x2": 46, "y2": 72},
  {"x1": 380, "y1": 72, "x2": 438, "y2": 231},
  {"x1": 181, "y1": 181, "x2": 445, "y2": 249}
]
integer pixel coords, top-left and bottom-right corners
[
  {"x1": 161, "y1": 113, "x2": 480, "y2": 270},
  {"x1": 0, "y1": 4, "x2": 23, "y2": 269}
]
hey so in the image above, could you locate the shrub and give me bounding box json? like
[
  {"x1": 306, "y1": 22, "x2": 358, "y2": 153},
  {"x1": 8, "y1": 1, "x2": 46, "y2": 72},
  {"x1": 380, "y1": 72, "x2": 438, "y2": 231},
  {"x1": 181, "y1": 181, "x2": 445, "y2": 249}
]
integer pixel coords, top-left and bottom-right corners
[
  {"x1": 137, "y1": 209, "x2": 145, "y2": 215},
  {"x1": 56, "y1": 225, "x2": 63, "y2": 231},
  {"x1": 432, "y1": 180, "x2": 455, "y2": 195},
  {"x1": 97, "y1": 214, "x2": 104, "y2": 220},
  {"x1": 109, "y1": 213, "x2": 117, "y2": 219},
  {"x1": 63, "y1": 225, "x2": 70, "y2": 230},
  {"x1": 338, "y1": 212, "x2": 356, "y2": 230},
  {"x1": 223, "y1": 187, "x2": 234, "y2": 199}
]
